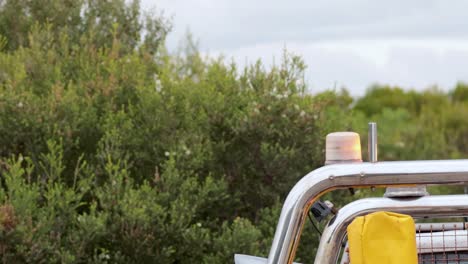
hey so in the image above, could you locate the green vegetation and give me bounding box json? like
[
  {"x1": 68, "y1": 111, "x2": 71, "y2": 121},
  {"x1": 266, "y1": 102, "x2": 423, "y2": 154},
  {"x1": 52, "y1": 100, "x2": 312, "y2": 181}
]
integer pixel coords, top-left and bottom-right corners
[{"x1": 0, "y1": 0, "x2": 467, "y2": 263}]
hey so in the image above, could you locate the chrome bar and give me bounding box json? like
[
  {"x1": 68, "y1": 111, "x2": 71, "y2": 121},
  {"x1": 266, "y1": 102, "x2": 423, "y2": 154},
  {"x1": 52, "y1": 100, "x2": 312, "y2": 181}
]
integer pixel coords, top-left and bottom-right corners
[
  {"x1": 368, "y1": 122, "x2": 378, "y2": 162},
  {"x1": 416, "y1": 222, "x2": 467, "y2": 232},
  {"x1": 266, "y1": 160, "x2": 468, "y2": 264},
  {"x1": 315, "y1": 195, "x2": 468, "y2": 264}
]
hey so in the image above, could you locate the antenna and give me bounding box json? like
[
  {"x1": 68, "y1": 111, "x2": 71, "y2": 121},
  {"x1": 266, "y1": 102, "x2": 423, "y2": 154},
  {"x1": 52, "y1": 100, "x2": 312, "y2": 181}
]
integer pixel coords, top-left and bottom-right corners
[{"x1": 368, "y1": 122, "x2": 378, "y2": 163}]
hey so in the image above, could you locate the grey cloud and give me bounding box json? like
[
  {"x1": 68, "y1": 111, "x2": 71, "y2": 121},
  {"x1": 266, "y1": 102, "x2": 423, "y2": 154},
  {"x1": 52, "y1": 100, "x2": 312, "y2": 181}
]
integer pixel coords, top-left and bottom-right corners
[
  {"x1": 142, "y1": 0, "x2": 468, "y2": 94},
  {"x1": 150, "y1": 0, "x2": 468, "y2": 50},
  {"x1": 205, "y1": 40, "x2": 468, "y2": 95}
]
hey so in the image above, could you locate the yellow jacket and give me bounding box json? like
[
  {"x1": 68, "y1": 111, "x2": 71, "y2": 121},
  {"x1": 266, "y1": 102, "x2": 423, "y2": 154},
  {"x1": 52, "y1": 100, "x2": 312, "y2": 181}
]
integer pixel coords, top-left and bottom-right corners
[{"x1": 347, "y1": 211, "x2": 418, "y2": 264}]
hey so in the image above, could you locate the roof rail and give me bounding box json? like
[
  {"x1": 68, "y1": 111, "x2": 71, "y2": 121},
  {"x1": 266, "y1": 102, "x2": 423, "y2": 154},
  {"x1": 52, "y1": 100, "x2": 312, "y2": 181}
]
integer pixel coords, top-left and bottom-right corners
[{"x1": 267, "y1": 159, "x2": 468, "y2": 264}]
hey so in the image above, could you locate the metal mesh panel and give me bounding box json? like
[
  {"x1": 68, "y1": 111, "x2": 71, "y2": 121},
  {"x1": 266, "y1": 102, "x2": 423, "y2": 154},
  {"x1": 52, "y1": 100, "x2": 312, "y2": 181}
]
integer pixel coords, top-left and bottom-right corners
[{"x1": 417, "y1": 223, "x2": 468, "y2": 264}]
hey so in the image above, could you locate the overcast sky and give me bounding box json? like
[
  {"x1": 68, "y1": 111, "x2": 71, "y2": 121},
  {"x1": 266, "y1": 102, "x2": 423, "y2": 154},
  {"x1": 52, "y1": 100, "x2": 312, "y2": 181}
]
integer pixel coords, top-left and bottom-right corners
[{"x1": 141, "y1": 0, "x2": 468, "y2": 95}]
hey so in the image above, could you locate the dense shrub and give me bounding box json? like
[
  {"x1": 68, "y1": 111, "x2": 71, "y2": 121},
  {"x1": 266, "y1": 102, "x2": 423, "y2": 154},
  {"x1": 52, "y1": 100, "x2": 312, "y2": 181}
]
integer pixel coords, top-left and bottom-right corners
[
  {"x1": 0, "y1": 1, "x2": 467, "y2": 263},
  {"x1": 0, "y1": 4, "x2": 351, "y2": 261}
]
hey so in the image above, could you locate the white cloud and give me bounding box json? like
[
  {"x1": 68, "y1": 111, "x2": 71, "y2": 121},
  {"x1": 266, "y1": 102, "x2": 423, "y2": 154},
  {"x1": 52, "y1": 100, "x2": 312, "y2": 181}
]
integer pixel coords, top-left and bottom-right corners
[
  {"x1": 142, "y1": 0, "x2": 468, "y2": 95},
  {"x1": 205, "y1": 39, "x2": 468, "y2": 95}
]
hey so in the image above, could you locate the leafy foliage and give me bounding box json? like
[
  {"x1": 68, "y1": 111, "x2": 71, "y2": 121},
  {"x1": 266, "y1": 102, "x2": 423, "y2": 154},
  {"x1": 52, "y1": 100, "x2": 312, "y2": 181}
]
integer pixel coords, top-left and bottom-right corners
[{"x1": 0, "y1": 1, "x2": 467, "y2": 263}]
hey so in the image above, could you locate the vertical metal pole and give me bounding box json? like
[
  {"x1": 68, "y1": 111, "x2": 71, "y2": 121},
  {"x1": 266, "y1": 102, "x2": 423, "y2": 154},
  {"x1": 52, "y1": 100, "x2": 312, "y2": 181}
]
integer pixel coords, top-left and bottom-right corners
[{"x1": 368, "y1": 122, "x2": 378, "y2": 163}]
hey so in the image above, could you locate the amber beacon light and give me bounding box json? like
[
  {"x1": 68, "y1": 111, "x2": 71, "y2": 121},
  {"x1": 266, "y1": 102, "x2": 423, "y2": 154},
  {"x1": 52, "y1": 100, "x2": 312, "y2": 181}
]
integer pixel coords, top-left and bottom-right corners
[{"x1": 325, "y1": 132, "x2": 362, "y2": 165}]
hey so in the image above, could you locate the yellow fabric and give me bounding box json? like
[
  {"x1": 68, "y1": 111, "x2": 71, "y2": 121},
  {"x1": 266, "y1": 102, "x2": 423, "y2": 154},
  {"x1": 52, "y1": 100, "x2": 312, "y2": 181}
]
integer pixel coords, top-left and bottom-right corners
[{"x1": 347, "y1": 211, "x2": 417, "y2": 264}]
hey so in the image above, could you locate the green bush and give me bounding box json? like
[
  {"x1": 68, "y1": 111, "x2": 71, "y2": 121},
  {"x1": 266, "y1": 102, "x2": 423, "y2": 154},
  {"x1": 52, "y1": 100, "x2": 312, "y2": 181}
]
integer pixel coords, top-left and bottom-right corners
[
  {"x1": 0, "y1": 1, "x2": 467, "y2": 263},
  {"x1": 0, "y1": 5, "x2": 351, "y2": 261}
]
